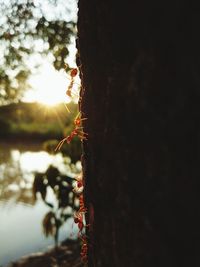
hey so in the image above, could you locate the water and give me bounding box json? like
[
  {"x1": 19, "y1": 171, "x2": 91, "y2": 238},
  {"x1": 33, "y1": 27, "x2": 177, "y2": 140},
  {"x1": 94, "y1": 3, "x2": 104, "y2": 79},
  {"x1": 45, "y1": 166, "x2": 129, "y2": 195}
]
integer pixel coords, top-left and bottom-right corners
[{"x1": 0, "y1": 141, "x2": 80, "y2": 267}]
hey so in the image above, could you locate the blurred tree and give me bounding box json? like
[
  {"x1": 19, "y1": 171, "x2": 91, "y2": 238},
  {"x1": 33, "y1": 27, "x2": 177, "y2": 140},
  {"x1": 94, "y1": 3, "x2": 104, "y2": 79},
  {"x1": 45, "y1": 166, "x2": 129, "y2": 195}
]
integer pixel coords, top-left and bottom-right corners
[
  {"x1": 0, "y1": 0, "x2": 76, "y2": 104},
  {"x1": 77, "y1": 1, "x2": 200, "y2": 266}
]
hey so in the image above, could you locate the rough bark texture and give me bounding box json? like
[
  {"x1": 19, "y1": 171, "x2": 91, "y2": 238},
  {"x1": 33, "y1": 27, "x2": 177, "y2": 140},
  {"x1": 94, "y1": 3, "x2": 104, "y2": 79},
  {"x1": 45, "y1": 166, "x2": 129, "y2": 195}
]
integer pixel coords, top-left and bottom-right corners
[{"x1": 77, "y1": 1, "x2": 200, "y2": 266}]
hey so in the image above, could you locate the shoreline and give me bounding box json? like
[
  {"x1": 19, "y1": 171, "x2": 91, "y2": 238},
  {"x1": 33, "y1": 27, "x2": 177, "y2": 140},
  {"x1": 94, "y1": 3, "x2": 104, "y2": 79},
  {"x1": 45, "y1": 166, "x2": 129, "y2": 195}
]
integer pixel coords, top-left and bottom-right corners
[{"x1": 6, "y1": 239, "x2": 83, "y2": 267}]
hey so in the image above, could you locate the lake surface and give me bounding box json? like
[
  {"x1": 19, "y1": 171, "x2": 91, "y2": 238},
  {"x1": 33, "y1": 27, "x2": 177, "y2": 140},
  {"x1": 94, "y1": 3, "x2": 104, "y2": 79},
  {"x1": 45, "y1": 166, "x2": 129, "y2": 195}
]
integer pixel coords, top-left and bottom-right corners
[{"x1": 0, "y1": 141, "x2": 80, "y2": 267}]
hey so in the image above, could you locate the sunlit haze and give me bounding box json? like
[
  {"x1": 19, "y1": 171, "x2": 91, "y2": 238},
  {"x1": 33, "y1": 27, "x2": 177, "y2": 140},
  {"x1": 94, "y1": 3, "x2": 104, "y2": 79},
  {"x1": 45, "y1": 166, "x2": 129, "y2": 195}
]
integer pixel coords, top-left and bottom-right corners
[
  {"x1": 23, "y1": 40, "x2": 79, "y2": 106},
  {"x1": 23, "y1": 61, "x2": 80, "y2": 106}
]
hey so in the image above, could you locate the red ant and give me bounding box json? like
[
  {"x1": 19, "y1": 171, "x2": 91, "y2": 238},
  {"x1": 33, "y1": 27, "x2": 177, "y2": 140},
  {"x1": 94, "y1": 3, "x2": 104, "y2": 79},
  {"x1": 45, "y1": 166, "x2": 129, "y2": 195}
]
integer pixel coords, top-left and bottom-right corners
[
  {"x1": 73, "y1": 172, "x2": 84, "y2": 195},
  {"x1": 73, "y1": 180, "x2": 83, "y2": 194},
  {"x1": 74, "y1": 210, "x2": 90, "y2": 233},
  {"x1": 55, "y1": 112, "x2": 88, "y2": 151},
  {"x1": 70, "y1": 68, "x2": 78, "y2": 77},
  {"x1": 64, "y1": 65, "x2": 78, "y2": 78},
  {"x1": 74, "y1": 211, "x2": 85, "y2": 233},
  {"x1": 54, "y1": 128, "x2": 88, "y2": 151},
  {"x1": 77, "y1": 180, "x2": 83, "y2": 188},
  {"x1": 74, "y1": 113, "x2": 87, "y2": 127},
  {"x1": 79, "y1": 235, "x2": 88, "y2": 264},
  {"x1": 66, "y1": 68, "x2": 79, "y2": 99},
  {"x1": 74, "y1": 211, "x2": 89, "y2": 234},
  {"x1": 78, "y1": 194, "x2": 87, "y2": 213}
]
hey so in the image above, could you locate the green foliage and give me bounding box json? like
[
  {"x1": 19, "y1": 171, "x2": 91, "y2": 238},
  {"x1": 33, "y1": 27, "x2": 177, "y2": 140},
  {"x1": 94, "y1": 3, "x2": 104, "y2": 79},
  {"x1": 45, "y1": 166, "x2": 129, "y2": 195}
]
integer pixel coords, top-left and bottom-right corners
[
  {"x1": 35, "y1": 17, "x2": 75, "y2": 70},
  {"x1": 0, "y1": 118, "x2": 11, "y2": 135},
  {"x1": 0, "y1": 101, "x2": 78, "y2": 138},
  {"x1": 0, "y1": 0, "x2": 76, "y2": 104},
  {"x1": 0, "y1": 101, "x2": 82, "y2": 162}
]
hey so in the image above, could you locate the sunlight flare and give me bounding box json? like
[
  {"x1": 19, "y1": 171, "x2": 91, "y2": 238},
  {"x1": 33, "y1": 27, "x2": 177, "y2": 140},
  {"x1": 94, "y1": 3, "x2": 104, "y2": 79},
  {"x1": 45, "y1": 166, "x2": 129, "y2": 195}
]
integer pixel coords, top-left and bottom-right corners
[{"x1": 24, "y1": 63, "x2": 79, "y2": 106}]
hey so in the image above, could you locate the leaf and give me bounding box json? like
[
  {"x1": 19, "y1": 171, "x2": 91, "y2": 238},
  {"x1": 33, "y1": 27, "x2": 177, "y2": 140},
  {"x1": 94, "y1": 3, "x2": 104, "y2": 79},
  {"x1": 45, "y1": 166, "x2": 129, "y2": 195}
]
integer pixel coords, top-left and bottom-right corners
[
  {"x1": 42, "y1": 211, "x2": 56, "y2": 237},
  {"x1": 32, "y1": 172, "x2": 47, "y2": 201}
]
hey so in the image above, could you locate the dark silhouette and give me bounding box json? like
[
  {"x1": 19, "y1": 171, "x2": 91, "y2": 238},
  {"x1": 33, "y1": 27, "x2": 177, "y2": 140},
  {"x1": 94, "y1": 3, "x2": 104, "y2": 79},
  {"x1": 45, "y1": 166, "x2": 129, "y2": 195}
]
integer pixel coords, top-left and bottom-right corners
[
  {"x1": 33, "y1": 165, "x2": 78, "y2": 247},
  {"x1": 77, "y1": 1, "x2": 200, "y2": 266}
]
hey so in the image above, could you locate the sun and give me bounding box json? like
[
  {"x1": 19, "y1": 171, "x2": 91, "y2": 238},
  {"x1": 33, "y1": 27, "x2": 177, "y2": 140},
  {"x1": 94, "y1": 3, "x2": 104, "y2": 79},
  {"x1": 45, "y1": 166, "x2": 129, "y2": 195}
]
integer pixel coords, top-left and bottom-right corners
[{"x1": 23, "y1": 62, "x2": 79, "y2": 106}]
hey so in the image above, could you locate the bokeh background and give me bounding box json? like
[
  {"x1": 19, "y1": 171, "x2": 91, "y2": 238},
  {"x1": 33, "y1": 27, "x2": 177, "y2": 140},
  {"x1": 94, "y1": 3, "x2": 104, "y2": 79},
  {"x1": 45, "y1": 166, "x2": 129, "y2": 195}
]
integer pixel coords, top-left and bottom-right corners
[{"x1": 0, "y1": 1, "x2": 81, "y2": 266}]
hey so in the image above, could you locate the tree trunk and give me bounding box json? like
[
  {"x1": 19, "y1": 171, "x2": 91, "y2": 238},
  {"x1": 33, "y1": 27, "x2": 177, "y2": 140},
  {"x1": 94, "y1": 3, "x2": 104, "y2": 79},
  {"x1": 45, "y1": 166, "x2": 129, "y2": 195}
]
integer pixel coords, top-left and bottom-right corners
[{"x1": 77, "y1": 1, "x2": 200, "y2": 266}]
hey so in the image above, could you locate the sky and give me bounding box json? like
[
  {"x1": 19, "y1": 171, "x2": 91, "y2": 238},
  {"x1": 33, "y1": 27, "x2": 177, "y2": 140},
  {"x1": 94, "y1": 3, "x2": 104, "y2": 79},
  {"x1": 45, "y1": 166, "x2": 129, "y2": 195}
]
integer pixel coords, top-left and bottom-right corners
[
  {"x1": 23, "y1": 41, "x2": 79, "y2": 106},
  {"x1": 21, "y1": 0, "x2": 79, "y2": 106},
  {"x1": 24, "y1": 63, "x2": 71, "y2": 105}
]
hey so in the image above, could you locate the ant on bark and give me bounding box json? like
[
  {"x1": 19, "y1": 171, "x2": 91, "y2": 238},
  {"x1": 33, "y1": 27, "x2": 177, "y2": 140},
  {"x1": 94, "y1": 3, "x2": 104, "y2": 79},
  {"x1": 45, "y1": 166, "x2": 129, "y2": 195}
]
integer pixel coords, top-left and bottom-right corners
[
  {"x1": 55, "y1": 64, "x2": 89, "y2": 265},
  {"x1": 66, "y1": 68, "x2": 80, "y2": 99},
  {"x1": 54, "y1": 112, "x2": 88, "y2": 151}
]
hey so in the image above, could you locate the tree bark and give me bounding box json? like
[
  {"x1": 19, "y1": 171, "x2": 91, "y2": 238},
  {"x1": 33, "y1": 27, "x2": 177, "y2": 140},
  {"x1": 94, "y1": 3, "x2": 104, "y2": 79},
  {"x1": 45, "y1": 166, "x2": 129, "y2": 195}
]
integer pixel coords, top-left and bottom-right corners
[{"x1": 77, "y1": 1, "x2": 200, "y2": 266}]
